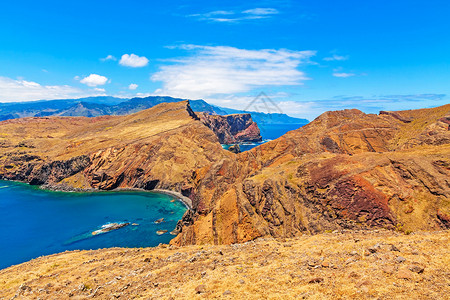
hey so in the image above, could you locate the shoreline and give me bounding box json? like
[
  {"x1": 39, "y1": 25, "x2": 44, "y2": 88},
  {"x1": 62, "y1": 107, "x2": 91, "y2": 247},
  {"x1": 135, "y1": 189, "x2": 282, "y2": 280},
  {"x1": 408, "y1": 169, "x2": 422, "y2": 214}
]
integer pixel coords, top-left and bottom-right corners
[
  {"x1": 113, "y1": 187, "x2": 193, "y2": 210},
  {"x1": 0, "y1": 179, "x2": 193, "y2": 210}
]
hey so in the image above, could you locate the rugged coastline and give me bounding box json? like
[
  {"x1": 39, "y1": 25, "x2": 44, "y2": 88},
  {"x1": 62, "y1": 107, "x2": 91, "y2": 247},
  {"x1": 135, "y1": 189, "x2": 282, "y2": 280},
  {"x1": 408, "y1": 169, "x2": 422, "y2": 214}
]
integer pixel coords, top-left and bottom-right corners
[{"x1": 0, "y1": 101, "x2": 449, "y2": 247}]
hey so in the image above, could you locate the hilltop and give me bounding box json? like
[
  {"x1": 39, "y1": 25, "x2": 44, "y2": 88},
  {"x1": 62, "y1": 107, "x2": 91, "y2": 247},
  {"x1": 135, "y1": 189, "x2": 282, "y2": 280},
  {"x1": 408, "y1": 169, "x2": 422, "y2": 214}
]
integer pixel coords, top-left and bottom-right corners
[{"x1": 0, "y1": 101, "x2": 231, "y2": 191}]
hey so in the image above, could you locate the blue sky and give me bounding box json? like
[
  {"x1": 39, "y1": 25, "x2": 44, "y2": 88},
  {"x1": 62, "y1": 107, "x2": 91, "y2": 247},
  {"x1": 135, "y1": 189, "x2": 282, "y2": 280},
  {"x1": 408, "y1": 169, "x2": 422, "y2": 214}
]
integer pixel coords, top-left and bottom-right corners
[{"x1": 0, "y1": 0, "x2": 449, "y2": 119}]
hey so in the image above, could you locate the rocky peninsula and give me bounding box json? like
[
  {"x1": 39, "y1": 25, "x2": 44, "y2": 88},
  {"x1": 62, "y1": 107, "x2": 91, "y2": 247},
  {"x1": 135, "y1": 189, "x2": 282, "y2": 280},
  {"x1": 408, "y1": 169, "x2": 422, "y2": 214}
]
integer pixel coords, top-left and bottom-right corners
[
  {"x1": 0, "y1": 101, "x2": 449, "y2": 247},
  {"x1": 0, "y1": 101, "x2": 449, "y2": 298}
]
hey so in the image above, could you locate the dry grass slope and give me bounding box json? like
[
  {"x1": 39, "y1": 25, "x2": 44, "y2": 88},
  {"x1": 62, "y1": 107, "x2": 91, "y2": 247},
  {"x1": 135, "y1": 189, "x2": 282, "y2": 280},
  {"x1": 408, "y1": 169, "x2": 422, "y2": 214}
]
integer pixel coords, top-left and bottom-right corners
[{"x1": 0, "y1": 230, "x2": 448, "y2": 299}]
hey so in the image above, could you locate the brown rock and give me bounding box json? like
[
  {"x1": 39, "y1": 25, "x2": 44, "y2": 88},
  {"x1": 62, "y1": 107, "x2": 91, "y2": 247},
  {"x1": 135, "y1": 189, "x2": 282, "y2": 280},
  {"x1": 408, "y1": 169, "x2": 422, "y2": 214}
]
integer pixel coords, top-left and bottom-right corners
[
  {"x1": 174, "y1": 104, "x2": 450, "y2": 246},
  {"x1": 390, "y1": 244, "x2": 400, "y2": 252},
  {"x1": 396, "y1": 256, "x2": 406, "y2": 263},
  {"x1": 195, "y1": 284, "x2": 207, "y2": 294},
  {"x1": 355, "y1": 280, "x2": 372, "y2": 288},
  {"x1": 199, "y1": 113, "x2": 262, "y2": 144},
  {"x1": 308, "y1": 277, "x2": 324, "y2": 284},
  {"x1": 321, "y1": 261, "x2": 330, "y2": 268},
  {"x1": 348, "y1": 272, "x2": 360, "y2": 279},
  {"x1": 409, "y1": 265, "x2": 425, "y2": 274},
  {"x1": 397, "y1": 269, "x2": 414, "y2": 280},
  {"x1": 382, "y1": 265, "x2": 395, "y2": 274},
  {"x1": 227, "y1": 144, "x2": 241, "y2": 154}
]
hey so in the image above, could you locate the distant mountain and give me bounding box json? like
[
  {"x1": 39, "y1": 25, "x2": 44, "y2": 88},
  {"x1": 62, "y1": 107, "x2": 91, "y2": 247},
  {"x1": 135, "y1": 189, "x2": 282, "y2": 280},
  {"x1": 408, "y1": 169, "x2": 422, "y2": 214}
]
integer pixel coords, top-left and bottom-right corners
[
  {"x1": 0, "y1": 96, "x2": 309, "y2": 125},
  {"x1": 57, "y1": 102, "x2": 114, "y2": 117},
  {"x1": 0, "y1": 97, "x2": 124, "y2": 119}
]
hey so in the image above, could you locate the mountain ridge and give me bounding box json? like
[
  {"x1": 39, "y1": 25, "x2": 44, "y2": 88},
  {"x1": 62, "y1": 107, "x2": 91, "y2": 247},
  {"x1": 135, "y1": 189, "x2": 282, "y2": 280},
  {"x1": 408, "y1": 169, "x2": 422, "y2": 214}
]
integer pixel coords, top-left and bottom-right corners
[{"x1": 0, "y1": 96, "x2": 309, "y2": 126}]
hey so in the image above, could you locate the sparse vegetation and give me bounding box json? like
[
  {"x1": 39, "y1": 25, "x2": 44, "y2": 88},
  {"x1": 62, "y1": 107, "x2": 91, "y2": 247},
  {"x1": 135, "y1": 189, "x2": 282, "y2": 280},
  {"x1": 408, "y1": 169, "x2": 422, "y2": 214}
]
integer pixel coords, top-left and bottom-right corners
[{"x1": 1, "y1": 230, "x2": 448, "y2": 299}]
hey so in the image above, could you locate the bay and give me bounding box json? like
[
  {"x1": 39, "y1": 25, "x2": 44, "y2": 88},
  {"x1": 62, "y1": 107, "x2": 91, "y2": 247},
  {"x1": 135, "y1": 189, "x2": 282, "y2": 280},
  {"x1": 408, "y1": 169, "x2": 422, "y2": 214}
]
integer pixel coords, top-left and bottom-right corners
[{"x1": 0, "y1": 180, "x2": 186, "y2": 269}]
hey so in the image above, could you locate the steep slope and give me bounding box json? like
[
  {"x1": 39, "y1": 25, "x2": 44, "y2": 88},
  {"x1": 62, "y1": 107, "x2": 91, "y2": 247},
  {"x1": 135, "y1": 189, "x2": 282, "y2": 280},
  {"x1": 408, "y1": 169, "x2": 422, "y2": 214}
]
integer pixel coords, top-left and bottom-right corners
[
  {"x1": 172, "y1": 104, "x2": 450, "y2": 245},
  {"x1": 0, "y1": 101, "x2": 231, "y2": 193}
]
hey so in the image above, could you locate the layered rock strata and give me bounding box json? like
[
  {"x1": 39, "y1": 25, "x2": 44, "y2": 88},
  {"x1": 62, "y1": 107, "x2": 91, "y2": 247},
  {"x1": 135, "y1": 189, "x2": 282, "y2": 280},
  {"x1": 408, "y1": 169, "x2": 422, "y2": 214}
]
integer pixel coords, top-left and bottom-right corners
[
  {"x1": 172, "y1": 104, "x2": 450, "y2": 245},
  {"x1": 199, "y1": 113, "x2": 262, "y2": 144}
]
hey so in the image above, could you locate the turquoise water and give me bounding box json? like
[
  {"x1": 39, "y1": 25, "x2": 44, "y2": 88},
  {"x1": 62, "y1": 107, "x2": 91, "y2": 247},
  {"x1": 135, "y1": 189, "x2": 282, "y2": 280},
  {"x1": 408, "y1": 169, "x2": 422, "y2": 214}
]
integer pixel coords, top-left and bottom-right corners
[{"x1": 0, "y1": 180, "x2": 187, "y2": 269}]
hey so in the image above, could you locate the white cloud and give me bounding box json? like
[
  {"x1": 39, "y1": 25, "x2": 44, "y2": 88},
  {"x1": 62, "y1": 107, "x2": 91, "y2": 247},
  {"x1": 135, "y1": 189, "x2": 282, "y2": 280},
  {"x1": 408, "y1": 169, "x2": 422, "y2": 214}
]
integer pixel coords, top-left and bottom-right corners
[
  {"x1": 79, "y1": 74, "x2": 108, "y2": 87},
  {"x1": 189, "y1": 7, "x2": 279, "y2": 22},
  {"x1": 128, "y1": 83, "x2": 138, "y2": 90},
  {"x1": 332, "y1": 72, "x2": 355, "y2": 78},
  {"x1": 151, "y1": 45, "x2": 315, "y2": 99},
  {"x1": 323, "y1": 54, "x2": 349, "y2": 61},
  {"x1": 119, "y1": 54, "x2": 149, "y2": 67},
  {"x1": 242, "y1": 8, "x2": 279, "y2": 15},
  {"x1": 190, "y1": 10, "x2": 234, "y2": 17},
  {"x1": 0, "y1": 76, "x2": 104, "y2": 102},
  {"x1": 101, "y1": 55, "x2": 117, "y2": 61}
]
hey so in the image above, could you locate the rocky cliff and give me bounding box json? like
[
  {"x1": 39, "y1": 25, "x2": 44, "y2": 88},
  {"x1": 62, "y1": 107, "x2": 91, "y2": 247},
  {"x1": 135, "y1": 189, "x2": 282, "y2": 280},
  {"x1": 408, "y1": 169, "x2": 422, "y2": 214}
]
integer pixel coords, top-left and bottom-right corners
[
  {"x1": 172, "y1": 104, "x2": 450, "y2": 245},
  {"x1": 199, "y1": 113, "x2": 262, "y2": 144},
  {"x1": 0, "y1": 102, "x2": 449, "y2": 247},
  {"x1": 0, "y1": 101, "x2": 231, "y2": 193}
]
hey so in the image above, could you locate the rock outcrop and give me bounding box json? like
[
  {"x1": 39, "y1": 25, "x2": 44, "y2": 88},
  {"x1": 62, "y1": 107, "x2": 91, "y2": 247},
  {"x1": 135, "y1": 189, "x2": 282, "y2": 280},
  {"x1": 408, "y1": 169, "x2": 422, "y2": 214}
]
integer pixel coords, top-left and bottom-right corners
[
  {"x1": 172, "y1": 104, "x2": 450, "y2": 245},
  {"x1": 0, "y1": 101, "x2": 231, "y2": 193},
  {"x1": 199, "y1": 113, "x2": 262, "y2": 144}
]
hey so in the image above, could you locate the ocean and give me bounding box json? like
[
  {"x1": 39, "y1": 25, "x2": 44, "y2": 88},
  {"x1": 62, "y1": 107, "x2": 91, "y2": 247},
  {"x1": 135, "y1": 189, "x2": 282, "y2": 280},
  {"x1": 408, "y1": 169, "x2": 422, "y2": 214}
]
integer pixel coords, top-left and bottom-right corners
[{"x1": 0, "y1": 180, "x2": 186, "y2": 269}]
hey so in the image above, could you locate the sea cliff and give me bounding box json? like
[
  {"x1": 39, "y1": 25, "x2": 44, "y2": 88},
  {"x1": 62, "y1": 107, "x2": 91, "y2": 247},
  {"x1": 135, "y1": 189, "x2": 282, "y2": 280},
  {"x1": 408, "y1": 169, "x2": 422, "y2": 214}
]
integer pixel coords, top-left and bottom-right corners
[{"x1": 0, "y1": 101, "x2": 449, "y2": 247}]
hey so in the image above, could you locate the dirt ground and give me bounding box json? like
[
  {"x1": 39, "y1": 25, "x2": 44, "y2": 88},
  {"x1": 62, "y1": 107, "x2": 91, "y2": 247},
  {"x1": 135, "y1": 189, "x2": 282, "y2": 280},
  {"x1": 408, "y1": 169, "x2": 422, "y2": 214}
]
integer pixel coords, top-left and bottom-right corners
[{"x1": 1, "y1": 230, "x2": 448, "y2": 299}]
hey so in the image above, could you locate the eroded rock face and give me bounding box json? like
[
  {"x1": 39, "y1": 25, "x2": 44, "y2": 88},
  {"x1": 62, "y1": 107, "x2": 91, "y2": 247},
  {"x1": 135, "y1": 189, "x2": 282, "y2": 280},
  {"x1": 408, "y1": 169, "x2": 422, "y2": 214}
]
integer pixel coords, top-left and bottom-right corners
[
  {"x1": 0, "y1": 101, "x2": 231, "y2": 193},
  {"x1": 199, "y1": 113, "x2": 262, "y2": 144},
  {"x1": 171, "y1": 104, "x2": 450, "y2": 245}
]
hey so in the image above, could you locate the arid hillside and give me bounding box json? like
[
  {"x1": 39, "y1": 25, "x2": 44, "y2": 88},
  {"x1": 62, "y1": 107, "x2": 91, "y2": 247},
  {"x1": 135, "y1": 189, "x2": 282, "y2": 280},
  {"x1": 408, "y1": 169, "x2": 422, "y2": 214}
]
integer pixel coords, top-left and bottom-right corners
[
  {"x1": 173, "y1": 104, "x2": 450, "y2": 245},
  {"x1": 0, "y1": 101, "x2": 231, "y2": 191},
  {"x1": 0, "y1": 102, "x2": 449, "y2": 247},
  {"x1": 0, "y1": 230, "x2": 448, "y2": 299}
]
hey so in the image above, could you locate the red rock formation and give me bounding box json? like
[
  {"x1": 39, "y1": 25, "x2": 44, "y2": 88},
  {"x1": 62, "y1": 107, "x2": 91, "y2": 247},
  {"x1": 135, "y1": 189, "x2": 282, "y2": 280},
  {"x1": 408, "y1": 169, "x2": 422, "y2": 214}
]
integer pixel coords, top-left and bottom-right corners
[
  {"x1": 172, "y1": 104, "x2": 450, "y2": 245},
  {"x1": 199, "y1": 113, "x2": 262, "y2": 144}
]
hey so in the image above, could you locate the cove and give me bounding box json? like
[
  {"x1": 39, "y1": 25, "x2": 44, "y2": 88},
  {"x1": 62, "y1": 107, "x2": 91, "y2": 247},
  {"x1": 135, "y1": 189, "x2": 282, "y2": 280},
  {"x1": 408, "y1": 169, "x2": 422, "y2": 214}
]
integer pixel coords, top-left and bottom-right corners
[{"x1": 0, "y1": 180, "x2": 187, "y2": 270}]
